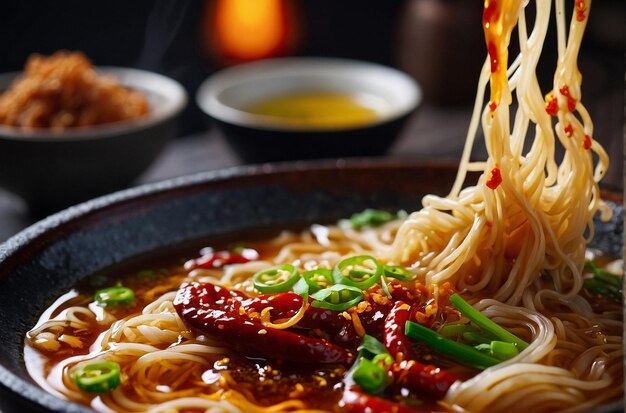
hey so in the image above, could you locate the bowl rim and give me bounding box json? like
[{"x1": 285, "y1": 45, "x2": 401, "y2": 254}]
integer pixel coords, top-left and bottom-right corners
[
  {"x1": 0, "y1": 67, "x2": 188, "y2": 142},
  {"x1": 196, "y1": 57, "x2": 422, "y2": 132}
]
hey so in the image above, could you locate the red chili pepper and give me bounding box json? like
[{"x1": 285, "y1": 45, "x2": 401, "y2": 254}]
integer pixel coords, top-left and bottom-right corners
[
  {"x1": 575, "y1": 0, "x2": 586, "y2": 21},
  {"x1": 185, "y1": 249, "x2": 257, "y2": 270},
  {"x1": 384, "y1": 301, "x2": 417, "y2": 362},
  {"x1": 391, "y1": 360, "x2": 457, "y2": 399},
  {"x1": 244, "y1": 292, "x2": 357, "y2": 345},
  {"x1": 489, "y1": 101, "x2": 498, "y2": 112},
  {"x1": 390, "y1": 280, "x2": 427, "y2": 305},
  {"x1": 487, "y1": 41, "x2": 499, "y2": 74},
  {"x1": 564, "y1": 124, "x2": 574, "y2": 137},
  {"x1": 358, "y1": 301, "x2": 393, "y2": 340},
  {"x1": 559, "y1": 85, "x2": 577, "y2": 112},
  {"x1": 545, "y1": 92, "x2": 558, "y2": 116},
  {"x1": 174, "y1": 282, "x2": 354, "y2": 364},
  {"x1": 340, "y1": 387, "x2": 417, "y2": 413},
  {"x1": 583, "y1": 134, "x2": 592, "y2": 150},
  {"x1": 486, "y1": 167, "x2": 502, "y2": 190},
  {"x1": 382, "y1": 302, "x2": 457, "y2": 397}
]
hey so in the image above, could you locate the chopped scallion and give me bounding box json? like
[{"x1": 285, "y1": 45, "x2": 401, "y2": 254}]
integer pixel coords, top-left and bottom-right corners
[
  {"x1": 449, "y1": 294, "x2": 528, "y2": 350},
  {"x1": 405, "y1": 321, "x2": 500, "y2": 370}
]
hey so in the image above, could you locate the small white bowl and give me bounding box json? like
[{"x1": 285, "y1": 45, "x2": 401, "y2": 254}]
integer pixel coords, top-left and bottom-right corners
[{"x1": 197, "y1": 58, "x2": 421, "y2": 162}]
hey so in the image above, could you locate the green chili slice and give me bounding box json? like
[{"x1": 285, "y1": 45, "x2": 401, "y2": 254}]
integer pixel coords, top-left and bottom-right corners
[
  {"x1": 352, "y1": 357, "x2": 389, "y2": 394},
  {"x1": 449, "y1": 293, "x2": 529, "y2": 350},
  {"x1": 372, "y1": 353, "x2": 394, "y2": 369},
  {"x1": 95, "y1": 287, "x2": 135, "y2": 307},
  {"x1": 405, "y1": 321, "x2": 500, "y2": 370},
  {"x1": 302, "y1": 268, "x2": 334, "y2": 293},
  {"x1": 74, "y1": 361, "x2": 121, "y2": 393},
  {"x1": 311, "y1": 284, "x2": 363, "y2": 312},
  {"x1": 383, "y1": 265, "x2": 416, "y2": 281},
  {"x1": 253, "y1": 264, "x2": 300, "y2": 294},
  {"x1": 333, "y1": 255, "x2": 382, "y2": 290}
]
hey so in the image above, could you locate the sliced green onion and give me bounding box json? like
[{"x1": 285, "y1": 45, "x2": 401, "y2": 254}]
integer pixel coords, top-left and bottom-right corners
[
  {"x1": 584, "y1": 278, "x2": 622, "y2": 301},
  {"x1": 311, "y1": 284, "x2": 363, "y2": 312},
  {"x1": 584, "y1": 261, "x2": 623, "y2": 302},
  {"x1": 352, "y1": 358, "x2": 389, "y2": 394},
  {"x1": 253, "y1": 264, "x2": 300, "y2": 294},
  {"x1": 585, "y1": 261, "x2": 623, "y2": 288},
  {"x1": 349, "y1": 209, "x2": 398, "y2": 230},
  {"x1": 358, "y1": 334, "x2": 389, "y2": 358},
  {"x1": 439, "y1": 323, "x2": 481, "y2": 339},
  {"x1": 474, "y1": 340, "x2": 519, "y2": 361},
  {"x1": 405, "y1": 321, "x2": 500, "y2": 370},
  {"x1": 383, "y1": 265, "x2": 416, "y2": 281},
  {"x1": 74, "y1": 361, "x2": 121, "y2": 393},
  {"x1": 489, "y1": 340, "x2": 519, "y2": 360},
  {"x1": 302, "y1": 268, "x2": 334, "y2": 293},
  {"x1": 449, "y1": 293, "x2": 528, "y2": 350},
  {"x1": 462, "y1": 331, "x2": 497, "y2": 346},
  {"x1": 95, "y1": 287, "x2": 135, "y2": 307},
  {"x1": 333, "y1": 255, "x2": 382, "y2": 290}
]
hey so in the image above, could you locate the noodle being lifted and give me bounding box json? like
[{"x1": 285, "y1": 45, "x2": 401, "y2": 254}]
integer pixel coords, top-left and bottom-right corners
[{"x1": 25, "y1": 0, "x2": 622, "y2": 412}]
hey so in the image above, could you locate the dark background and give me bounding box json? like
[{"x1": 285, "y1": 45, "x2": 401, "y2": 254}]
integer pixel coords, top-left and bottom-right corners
[
  {"x1": 3, "y1": 0, "x2": 622, "y2": 133},
  {"x1": 0, "y1": 1, "x2": 408, "y2": 134}
]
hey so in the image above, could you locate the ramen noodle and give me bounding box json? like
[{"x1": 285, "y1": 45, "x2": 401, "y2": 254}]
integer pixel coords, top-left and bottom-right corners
[
  {"x1": 0, "y1": 51, "x2": 149, "y2": 129},
  {"x1": 24, "y1": 0, "x2": 622, "y2": 412}
]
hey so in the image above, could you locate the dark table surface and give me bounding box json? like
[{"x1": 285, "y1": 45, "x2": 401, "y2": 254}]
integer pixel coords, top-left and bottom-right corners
[{"x1": 0, "y1": 94, "x2": 622, "y2": 244}]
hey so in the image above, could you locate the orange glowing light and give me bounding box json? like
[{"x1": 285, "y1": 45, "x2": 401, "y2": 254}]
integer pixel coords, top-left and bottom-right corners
[{"x1": 211, "y1": 0, "x2": 292, "y2": 62}]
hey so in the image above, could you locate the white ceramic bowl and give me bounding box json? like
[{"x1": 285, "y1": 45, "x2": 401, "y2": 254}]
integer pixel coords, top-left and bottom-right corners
[{"x1": 197, "y1": 58, "x2": 421, "y2": 162}]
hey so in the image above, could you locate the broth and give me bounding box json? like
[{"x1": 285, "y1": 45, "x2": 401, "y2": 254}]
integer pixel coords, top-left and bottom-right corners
[{"x1": 24, "y1": 224, "x2": 622, "y2": 413}]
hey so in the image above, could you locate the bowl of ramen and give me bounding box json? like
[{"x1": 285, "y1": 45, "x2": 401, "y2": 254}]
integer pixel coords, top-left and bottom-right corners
[
  {"x1": 0, "y1": 51, "x2": 188, "y2": 213},
  {"x1": 0, "y1": 159, "x2": 622, "y2": 413},
  {"x1": 1, "y1": 1, "x2": 623, "y2": 412},
  {"x1": 196, "y1": 57, "x2": 421, "y2": 163}
]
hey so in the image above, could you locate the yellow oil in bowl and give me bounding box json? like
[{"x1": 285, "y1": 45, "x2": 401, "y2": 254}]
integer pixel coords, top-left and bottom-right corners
[{"x1": 244, "y1": 92, "x2": 381, "y2": 129}]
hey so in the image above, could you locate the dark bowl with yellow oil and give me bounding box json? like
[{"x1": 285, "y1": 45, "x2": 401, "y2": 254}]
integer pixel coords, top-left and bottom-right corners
[{"x1": 197, "y1": 58, "x2": 421, "y2": 163}]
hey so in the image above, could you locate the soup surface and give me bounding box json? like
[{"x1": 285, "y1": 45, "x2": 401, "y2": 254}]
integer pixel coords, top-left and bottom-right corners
[
  {"x1": 24, "y1": 218, "x2": 623, "y2": 413},
  {"x1": 244, "y1": 91, "x2": 382, "y2": 128}
]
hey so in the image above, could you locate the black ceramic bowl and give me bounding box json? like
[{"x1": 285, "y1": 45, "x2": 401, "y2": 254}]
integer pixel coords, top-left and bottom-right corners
[
  {"x1": 0, "y1": 67, "x2": 188, "y2": 214},
  {"x1": 0, "y1": 160, "x2": 622, "y2": 413},
  {"x1": 197, "y1": 58, "x2": 421, "y2": 163}
]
